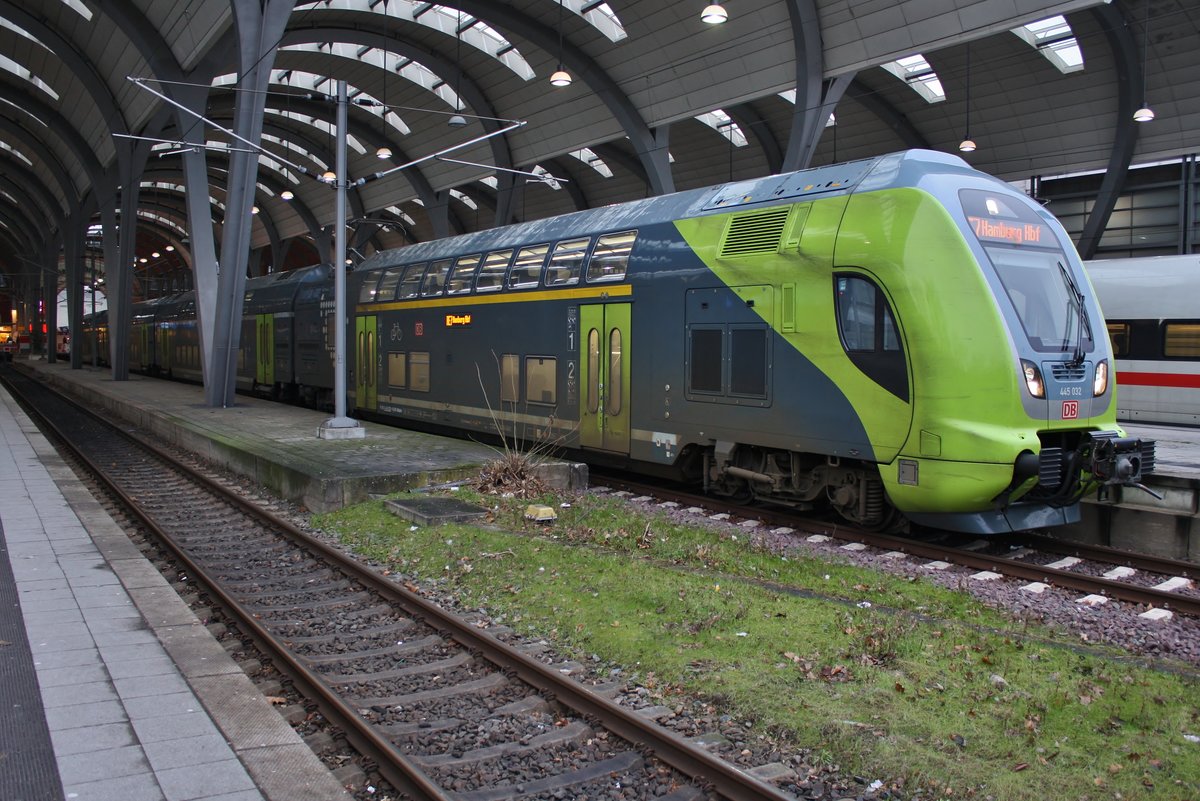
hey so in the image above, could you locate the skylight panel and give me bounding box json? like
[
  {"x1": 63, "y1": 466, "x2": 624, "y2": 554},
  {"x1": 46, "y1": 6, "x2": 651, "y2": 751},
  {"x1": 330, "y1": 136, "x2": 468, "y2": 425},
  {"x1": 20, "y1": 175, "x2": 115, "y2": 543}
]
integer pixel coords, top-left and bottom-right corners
[
  {"x1": 695, "y1": 109, "x2": 747, "y2": 147},
  {"x1": 60, "y1": 0, "x2": 92, "y2": 20},
  {"x1": 0, "y1": 19, "x2": 47, "y2": 48},
  {"x1": 0, "y1": 140, "x2": 33, "y2": 167},
  {"x1": 881, "y1": 54, "x2": 945, "y2": 103},
  {"x1": 530, "y1": 165, "x2": 563, "y2": 190},
  {"x1": 1012, "y1": 15, "x2": 1083, "y2": 74},
  {"x1": 384, "y1": 206, "x2": 416, "y2": 226},
  {"x1": 450, "y1": 189, "x2": 477, "y2": 210},
  {"x1": 0, "y1": 54, "x2": 59, "y2": 101},
  {"x1": 569, "y1": 1, "x2": 628, "y2": 43},
  {"x1": 776, "y1": 91, "x2": 834, "y2": 126},
  {"x1": 569, "y1": 148, "x2": 612, "y2": 178}
]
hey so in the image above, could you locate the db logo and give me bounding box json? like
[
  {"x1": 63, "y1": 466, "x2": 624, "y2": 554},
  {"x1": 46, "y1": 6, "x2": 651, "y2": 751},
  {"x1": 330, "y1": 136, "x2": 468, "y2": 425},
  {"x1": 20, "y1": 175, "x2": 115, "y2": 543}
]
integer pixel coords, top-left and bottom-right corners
[{"x1": 1062, "y1": 400, "x2": 1079, "y2": 420}]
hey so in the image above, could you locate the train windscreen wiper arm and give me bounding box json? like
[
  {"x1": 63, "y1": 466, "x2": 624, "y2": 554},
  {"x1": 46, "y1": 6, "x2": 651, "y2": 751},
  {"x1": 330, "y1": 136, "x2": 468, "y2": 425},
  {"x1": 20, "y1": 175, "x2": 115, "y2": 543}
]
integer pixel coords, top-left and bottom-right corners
[{"x1": 1057, "y1": 261, "x2": 1088, "y2": 367}]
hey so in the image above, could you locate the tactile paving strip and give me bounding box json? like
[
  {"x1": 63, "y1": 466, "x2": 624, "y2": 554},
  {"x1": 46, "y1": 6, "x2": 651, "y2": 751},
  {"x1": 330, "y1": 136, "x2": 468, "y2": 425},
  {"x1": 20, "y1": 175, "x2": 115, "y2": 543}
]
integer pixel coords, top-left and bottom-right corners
[{"x1": 0, "y1": 525, "x2": 66, "y2": 801}]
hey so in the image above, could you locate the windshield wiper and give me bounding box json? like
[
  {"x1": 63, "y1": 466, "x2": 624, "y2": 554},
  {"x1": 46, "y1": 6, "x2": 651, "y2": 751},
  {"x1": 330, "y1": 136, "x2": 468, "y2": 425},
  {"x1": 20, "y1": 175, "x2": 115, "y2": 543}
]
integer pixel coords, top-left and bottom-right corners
[{"x1": 1057, "y1": 261, "x2": 1089, "y2": 367}]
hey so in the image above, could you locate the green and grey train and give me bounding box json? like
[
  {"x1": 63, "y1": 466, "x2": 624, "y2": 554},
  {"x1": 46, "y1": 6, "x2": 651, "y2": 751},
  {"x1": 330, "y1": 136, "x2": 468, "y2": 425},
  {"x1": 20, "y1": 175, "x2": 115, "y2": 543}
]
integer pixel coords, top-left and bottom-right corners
[{"x1": 84, "y1": 150, "x2": 1155, "y2": 533}]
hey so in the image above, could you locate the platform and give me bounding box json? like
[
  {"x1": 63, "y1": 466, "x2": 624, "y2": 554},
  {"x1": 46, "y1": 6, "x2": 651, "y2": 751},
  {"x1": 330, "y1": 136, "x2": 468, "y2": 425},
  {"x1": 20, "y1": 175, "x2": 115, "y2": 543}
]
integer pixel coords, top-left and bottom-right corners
[
  {"x1": 17, "y1": 360, "x2": 585, "y2": 513},
  {"x1": 0, "y1": 374, "x2": 350, "y2": 801}
]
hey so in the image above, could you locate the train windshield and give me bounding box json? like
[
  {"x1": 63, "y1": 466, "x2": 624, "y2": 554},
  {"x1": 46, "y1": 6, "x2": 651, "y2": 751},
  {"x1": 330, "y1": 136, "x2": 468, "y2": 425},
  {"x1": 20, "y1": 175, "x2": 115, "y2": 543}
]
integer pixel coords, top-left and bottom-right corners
[{"x1": 986, "y1": 245, "x2": 1093, "y2": 355}]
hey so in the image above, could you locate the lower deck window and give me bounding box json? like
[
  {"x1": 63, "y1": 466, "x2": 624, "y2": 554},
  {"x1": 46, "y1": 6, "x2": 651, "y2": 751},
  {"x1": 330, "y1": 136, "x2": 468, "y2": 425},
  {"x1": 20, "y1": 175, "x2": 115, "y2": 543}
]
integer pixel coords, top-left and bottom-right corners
[
  {"x1": 388, "y1": 353, "x2": 407, "y2": 388},
  {"x1": 729, "y1": 328, "x2": 767, "y2": 397},
  {"x1": 689, "y1": 328, "x2": 723, "y2": 393},
  {"x1": 525, "y1": 356, "x2": 556, "y2": 404},
  {"x1": 410, "y1": 351, "x2": 430, "y2": 392},
  {"x1": 500, "y1": 354, "x2": 519, "y2": 402}
]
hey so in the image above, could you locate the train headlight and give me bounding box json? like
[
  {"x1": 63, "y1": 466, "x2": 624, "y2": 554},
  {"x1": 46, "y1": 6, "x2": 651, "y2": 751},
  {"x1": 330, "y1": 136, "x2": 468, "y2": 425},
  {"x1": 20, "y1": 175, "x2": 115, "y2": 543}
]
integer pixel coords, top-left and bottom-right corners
[
  {"x1": 1094, "y1": 359, "x2": 1109, "y2": 397},
  {"x1": 1021, "y1": 359, "x2": 1045, "y2": 398}
]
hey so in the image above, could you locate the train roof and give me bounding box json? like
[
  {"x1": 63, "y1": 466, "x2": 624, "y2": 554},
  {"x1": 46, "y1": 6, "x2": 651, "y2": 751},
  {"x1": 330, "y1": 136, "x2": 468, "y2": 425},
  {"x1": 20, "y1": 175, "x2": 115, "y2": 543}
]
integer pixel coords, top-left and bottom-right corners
[
  {"x1": 1085, "y1": 255, "x2": 1200, "y2": 320},
  {"x1": 356, "y1": 149, "x2": 990, "y2": 274}
]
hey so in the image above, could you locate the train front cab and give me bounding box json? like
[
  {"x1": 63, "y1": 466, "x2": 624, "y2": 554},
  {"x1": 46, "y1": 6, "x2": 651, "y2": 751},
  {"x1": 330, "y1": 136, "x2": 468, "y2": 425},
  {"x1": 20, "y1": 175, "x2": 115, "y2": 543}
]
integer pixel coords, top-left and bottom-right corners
[{"x1": 866, "y1": 175, "x2": 1155, "y2": 533}]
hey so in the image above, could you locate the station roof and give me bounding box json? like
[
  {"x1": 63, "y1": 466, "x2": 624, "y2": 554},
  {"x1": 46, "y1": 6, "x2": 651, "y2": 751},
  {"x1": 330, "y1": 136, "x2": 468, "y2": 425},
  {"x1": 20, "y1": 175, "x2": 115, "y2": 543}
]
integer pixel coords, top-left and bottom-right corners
[{"x1": 0, "y1": 0, "x2": 1195, "y2": 281}]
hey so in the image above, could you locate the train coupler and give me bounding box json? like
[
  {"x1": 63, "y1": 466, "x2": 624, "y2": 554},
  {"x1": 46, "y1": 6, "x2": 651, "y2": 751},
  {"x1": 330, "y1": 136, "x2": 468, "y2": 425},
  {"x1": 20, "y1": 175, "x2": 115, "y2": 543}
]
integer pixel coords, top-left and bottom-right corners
[{"x1": 1084, "y1": 431, "x2": 1156, "y2": 492}]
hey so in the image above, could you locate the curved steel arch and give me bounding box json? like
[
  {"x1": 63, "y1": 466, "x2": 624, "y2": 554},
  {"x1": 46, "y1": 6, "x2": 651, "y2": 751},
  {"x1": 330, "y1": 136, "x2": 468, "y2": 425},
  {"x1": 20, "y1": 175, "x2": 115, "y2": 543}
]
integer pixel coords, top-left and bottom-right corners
[
  {"x1": 726, "y1": 103, "x2": 784, "y2": 175},
  {"x1": 0, "y1": 1, "x2": 130, "y2": 139},
  {"x1": 440, "y1": 0, "x2": 672, "y2": 195},
  {"x1": 0, "y1": 117, "x2": 79, "y2": 206},
  {"x1": 0, "y1": 158, "x2": 64, "y2": 229},
  {"x1": 844, "y1": 78, "x2": 931, "y2": 150},
  {"x1": 277, "y1": 25, "x2": 520, "y2": 225},
  {"x1": 1075, "y1": 3, "x2": 1141, "y2": 260},
  {"x1": 0, "y1": 84, "x2": 107, "y2": 219}
]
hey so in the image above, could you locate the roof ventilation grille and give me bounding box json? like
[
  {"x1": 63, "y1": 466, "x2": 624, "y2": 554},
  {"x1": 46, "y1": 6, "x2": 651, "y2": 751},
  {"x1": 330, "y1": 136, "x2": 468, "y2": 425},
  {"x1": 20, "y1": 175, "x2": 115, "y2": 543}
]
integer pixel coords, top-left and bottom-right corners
[{"x1": 719, "y1": 206, "x2": 791, "y2": 258}]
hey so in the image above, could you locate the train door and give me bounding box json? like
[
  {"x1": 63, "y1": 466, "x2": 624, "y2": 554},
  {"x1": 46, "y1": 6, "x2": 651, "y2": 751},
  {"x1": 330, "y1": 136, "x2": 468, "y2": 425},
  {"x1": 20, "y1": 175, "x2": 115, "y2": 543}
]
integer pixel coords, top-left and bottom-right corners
[
  {"x1": 139, "y1": 325, "x2": 152, "y2": 370},
  {"x1": 579, "y1": 303, "x2": 631, "y2": 453},
  {"x1": 255, "y1": 313, "x2": 274, "y2": 386},
  {"x1": 160, "y1": 325, "x2": 173, "y2": 376},
  {"x1": 355, "y1": 315, "x2": 378, "y2": 411}
]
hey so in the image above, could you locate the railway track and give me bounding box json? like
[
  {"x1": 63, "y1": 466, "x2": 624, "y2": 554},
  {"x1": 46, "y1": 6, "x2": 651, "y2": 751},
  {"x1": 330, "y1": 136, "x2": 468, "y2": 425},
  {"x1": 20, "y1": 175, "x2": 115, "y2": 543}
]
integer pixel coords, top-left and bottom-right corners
[
  {"x1": 2, "y1": 368, "x2": 799, "y2": 801},
  {"x1": 591, "y1": 472, "x2": 1200, "y2": 619}
]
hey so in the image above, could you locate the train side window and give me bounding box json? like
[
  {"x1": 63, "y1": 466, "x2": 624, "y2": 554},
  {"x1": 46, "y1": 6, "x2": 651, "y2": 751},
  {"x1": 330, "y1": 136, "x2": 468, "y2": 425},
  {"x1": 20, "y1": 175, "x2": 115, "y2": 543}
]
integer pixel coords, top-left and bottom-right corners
[
  {"x1": 508, "y1": 244, "x2": 549, "y2": 289},
  {"x1": 587, "y1": 329, "x2": 600, "y2": 413},
  {"x1": 397, "y1": 263, "x2": 426, "y2": 299},
  {"x1": 836, "y1": 276, "x2": 876, "y2": 352},
  {"x1": 689, "y1": 327, "x2": 724, "y2": 394},
  {"x1": 525, "y1": 356, "x2": 557, "y2": 404},
  {"x1": 586, "y1": 230, "x2": 636, "y2": 282},
  {"x1": 1106, "y1": 321, "x2": 1131, "y2": 357},
  {"x1": 546, "y1": 238, "x2": 589, "y2": 286},
  {"x1": 357, "y1": 272, "x2": 384, "y2": 304},
  {"x1": 606, "y1": 328, "x2": 623, "y2": 414},
  {"x1": 388, "y1": 352, "x2": 407, "y2": 388},
  {"x1": 410, "y1": 351, "x2": 430, "y2": 391},
  {"x1": 422, "y1": 259, "x2": 453, "y2": 296},
  {"x1": 1164, "y1": 322, "x2": 1200, "y2": 358},
  {"x1": 374, "y1": 267, "x2": 406, "y2": 302},
  {"x1": 729, "y1": 327, "x2": 767, "y2": 397},
  {"x1": 500, "y1": 354, "x2": 519, "y2": 402},
  {"x1": 834, "y1": 274, "x2": 909, "y2": 402},
  {"x1": 447, "y1": 254, "x2": 481, "y2": 295},
  {"x1": 476, "y1": 250, "x2": 513, "y2": 293}
]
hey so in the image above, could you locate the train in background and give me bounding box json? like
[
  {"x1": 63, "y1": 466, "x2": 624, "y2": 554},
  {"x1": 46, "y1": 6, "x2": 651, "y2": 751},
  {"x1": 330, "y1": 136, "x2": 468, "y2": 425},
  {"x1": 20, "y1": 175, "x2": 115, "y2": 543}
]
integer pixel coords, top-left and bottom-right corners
[
  {"x1": 1085, "y1": 255, "x2": 1200, "y2": 427},
  {"x1": 80, "y1": 149, "x2": 1156, "y2": 534}
]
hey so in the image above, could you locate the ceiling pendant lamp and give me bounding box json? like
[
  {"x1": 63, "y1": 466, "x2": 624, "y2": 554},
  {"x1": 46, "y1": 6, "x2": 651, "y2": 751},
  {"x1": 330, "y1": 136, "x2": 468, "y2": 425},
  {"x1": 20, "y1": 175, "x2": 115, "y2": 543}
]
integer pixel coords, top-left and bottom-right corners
[
  {"x1": 377, "y1": 32, "x2": 393, "y2": 157},
  {"x1": 1134, "y1": 0, "x2": 1154, "y2": 123},
  {"x1": 449, "y1": 10, "x2": 469, "y2": 125},
  {"x1": 701, "y1": 1, "x2": 728, "y2": 24},
  {"x1": 280, "y1": 189, "x2": 295, "y2": 201},
  {"x1": 958, "y1": 44, "x2": 977, "y2": 153},
  {"x1": 550, "y1": 1, "x2": 571, "y2": 87}
]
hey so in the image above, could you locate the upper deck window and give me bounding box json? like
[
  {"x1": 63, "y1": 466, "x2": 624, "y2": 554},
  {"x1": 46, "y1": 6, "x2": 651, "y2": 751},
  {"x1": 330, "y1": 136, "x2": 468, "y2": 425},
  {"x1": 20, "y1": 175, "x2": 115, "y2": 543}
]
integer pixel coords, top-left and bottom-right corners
[
  {"x1": 508, "y1": 245, "x2": 549, "y2": 289},
  {"x1": 546, "y1": 238, "x2": 590, "y2": 286},
  {"x1": 586, "y1": 231, "x2": 636, "y2": 282},
  {"x1": 422, "y1": 259, "x2": 453, "y2": 296},
  {"x1": 475, "y1": 250, "x2": 513, "y2": 292},
  {"x1": 446, "y1": 254, "x2": 481, "y2": 295},
  {"x1": 397, "y1": 263, "x2": 426, "y2": 299}
]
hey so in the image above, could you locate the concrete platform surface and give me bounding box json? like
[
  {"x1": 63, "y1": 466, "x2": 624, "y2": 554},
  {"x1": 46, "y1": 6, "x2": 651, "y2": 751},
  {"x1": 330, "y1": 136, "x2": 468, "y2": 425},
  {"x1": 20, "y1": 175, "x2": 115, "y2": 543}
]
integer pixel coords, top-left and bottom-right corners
[{"x1": 19, "y1": 360, "x2": 535, "y2": 512}]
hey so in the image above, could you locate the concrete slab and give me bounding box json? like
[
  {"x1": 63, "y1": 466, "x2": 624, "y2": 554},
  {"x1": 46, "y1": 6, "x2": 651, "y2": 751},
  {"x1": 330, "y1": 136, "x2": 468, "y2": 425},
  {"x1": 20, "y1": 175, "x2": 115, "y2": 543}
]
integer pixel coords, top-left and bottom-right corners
[{"x1": 21, "y1": 360, "x2": 585, "y2": 513}]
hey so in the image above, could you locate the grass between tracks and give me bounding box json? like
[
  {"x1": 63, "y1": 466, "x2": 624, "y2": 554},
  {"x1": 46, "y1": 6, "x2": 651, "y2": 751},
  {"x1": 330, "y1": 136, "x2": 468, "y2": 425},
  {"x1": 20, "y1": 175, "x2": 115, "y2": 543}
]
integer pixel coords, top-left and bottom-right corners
[{"x1": 312, "y1": 488, "x2": 1200, "y2": 801}]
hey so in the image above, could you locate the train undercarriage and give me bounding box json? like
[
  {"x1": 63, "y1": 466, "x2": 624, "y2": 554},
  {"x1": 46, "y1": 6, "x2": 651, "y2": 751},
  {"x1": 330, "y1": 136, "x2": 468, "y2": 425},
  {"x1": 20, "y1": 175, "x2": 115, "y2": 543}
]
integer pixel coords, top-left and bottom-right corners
[{"x1": 699, "y1": 443, "x2": 898, "y2": 530}]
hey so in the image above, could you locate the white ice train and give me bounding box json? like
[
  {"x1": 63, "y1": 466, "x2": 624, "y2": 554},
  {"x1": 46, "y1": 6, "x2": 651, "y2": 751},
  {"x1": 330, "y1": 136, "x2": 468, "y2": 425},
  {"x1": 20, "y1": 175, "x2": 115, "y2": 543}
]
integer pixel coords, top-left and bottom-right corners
[{"x1": 1085, "y1": 255, "x2": 1200, "y2": 426}]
